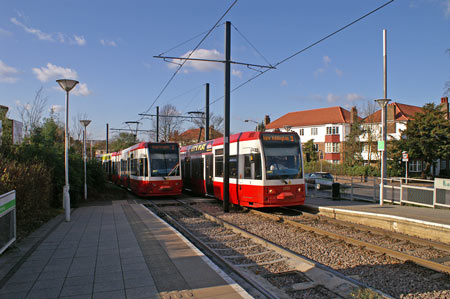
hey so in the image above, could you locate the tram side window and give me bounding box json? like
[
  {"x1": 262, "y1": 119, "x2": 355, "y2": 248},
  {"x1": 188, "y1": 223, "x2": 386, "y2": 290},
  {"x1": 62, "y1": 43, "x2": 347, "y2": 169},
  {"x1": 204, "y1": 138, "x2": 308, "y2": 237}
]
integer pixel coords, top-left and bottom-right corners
[
  {"x1": 130, "y1": 159, "x2": 138, "y2": 176},
  {"x1": 229, "y1": 156, "x2": 237, "y2": 178},
  {"x1": 215, "y1": 156, "x2": 223, "y2": 177},
  {"x1": 243, "y1": 154, "x2": 262, "y2": 180}
]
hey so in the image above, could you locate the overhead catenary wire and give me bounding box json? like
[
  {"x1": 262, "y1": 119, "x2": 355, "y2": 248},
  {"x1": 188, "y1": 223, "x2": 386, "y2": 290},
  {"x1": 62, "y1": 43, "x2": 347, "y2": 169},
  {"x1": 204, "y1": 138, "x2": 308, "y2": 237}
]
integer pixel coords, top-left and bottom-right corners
[
  {"x1": 202, "y1": 0, "x2": 395, "y2": 109},
  {"x1": 231, "y1": 23, "x2": 273, "y2": 68},
  {"x1": 139, "y1": 0, "x2": 238, "y2": 119},
  {"x1": 158, "y1": 23, "x2": 225, "y2": 57}
]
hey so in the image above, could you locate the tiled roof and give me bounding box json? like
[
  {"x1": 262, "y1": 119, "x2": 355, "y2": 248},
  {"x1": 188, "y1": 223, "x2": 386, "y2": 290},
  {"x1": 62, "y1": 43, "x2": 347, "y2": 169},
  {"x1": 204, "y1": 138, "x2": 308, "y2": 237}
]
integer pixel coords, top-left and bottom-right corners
[
  {"x1": 265, "y1": 106, "x2": 357, "y2": 129},
  {"x1": 363, "y1": 102, "x2": 423, "y2": 123}
]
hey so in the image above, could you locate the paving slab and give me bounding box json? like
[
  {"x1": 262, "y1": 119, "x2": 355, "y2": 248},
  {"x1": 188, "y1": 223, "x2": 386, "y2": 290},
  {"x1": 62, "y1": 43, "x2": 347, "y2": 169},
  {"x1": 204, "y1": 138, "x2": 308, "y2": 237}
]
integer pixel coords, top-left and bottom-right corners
[{"x1": 0, "y1": 199, "x2": 251, "y2": 298}]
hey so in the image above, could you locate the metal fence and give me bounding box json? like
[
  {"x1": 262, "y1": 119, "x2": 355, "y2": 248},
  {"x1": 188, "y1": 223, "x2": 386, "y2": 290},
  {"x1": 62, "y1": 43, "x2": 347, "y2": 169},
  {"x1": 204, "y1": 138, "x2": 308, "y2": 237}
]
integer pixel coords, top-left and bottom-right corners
[
  {"x1": 308, "y1": 176, "x2": 450, "y2": 209},
  {"x1": 0, "y1": 190, "x2": 16, "y2": 255}
]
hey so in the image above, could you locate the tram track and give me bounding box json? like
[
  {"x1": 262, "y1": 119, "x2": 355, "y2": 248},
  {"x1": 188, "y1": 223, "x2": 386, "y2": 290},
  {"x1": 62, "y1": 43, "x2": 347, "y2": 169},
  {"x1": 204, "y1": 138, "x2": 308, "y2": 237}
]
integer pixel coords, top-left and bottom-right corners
[
  {"x1": 146, "y1": 199, "x2": 386, "y2": 299},
  {"x1": 188, "y1": 200, "x2": 450, "y2": 298},
  {"x1": 250, "y1": 206, "x2": 450, "y2": 275}
]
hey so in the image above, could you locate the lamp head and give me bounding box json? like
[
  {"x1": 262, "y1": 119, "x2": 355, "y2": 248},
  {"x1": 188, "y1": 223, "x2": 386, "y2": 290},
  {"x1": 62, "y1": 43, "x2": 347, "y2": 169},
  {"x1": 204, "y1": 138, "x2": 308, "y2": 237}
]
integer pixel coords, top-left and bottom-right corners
[
  {"x1": 80, "y1": 120, "x2": 91, "y2": 127},
  {"x1": 375, "y1": 98, "x2": 391, "y2": 108},
  {"x1": 56, "y1": 79, "x2": 79, "y2": 92}
]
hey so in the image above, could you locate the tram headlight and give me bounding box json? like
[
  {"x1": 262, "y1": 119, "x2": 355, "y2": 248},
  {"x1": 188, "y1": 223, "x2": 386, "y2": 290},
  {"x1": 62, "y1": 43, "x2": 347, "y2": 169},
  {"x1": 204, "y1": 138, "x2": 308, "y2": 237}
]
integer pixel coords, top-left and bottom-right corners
[
  {"x1": 297, "y1": 187, "x2": 302, "y2": 193},
  {"x1": 268, "y1": 189, "x2": 274, "y2": 194}
]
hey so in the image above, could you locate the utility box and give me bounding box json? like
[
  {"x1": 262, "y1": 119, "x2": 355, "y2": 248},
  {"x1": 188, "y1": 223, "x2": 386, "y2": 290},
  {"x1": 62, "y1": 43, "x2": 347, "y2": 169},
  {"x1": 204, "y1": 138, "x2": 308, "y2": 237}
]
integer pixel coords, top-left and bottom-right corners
[
  {"x1": 332, "y1": 183, "x2": 340, "y2": 200},
  {"x1": 0, "y1": 190, "x2": 16, "y2": 255}
]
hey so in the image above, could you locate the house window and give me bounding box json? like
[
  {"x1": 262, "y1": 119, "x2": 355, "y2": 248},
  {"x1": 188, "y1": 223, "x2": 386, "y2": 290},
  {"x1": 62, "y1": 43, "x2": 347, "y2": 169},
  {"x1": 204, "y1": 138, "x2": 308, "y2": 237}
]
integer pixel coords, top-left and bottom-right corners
[
  {"x1": 299, "y1": 128, "x2": 304, "y2": 136},
  {"x1": 409, "y1": 161, "x2": 422, "y2": 172},
  {"x1": 362, "y1": 144, "x2": 368, "y2": 152},
  {"x1": 311, "y1": 128, "x2": 318, "y2": 135},
  {"x1": 325, "y1": 143, "x2": 340, "y2": 153},
  {"x1": 326, "y1": 126, "x2": 339, "y2": 135},
  {"x1": 441, "y1": 159, "x2": 447, "y2": 170},
  {"x1": 313, "y1": 144, "x2": 319, "y2": 152}
]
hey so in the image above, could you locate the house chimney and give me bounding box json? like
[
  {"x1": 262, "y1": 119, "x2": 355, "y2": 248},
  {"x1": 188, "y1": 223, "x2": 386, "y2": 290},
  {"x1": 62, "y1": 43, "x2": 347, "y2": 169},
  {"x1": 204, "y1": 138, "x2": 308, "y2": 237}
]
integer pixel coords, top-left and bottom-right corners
[
  {"x1": 0, "y1": 105, "x2": 8, "y2": 119},
  {"x1": 264, "y1": 115, "x2": 270, "y2": 126},
  {"x1": 350, "y1": 106, "x2": 358, "y2": 123},
  {"x1": 387, "y1": 103, "x2": 396, "y2": 121},
  {"x1": 441, "y1": 97, "x2": 449, "y2": 120}
]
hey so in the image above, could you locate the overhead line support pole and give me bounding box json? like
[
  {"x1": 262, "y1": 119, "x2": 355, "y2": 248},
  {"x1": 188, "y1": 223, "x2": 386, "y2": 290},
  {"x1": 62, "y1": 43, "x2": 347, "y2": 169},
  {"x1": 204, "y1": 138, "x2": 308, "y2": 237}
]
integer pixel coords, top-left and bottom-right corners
[
  {"x1": 156, "y1": 106, "x2": 159, "y2": 142},
  {"x1": 206, "y1": 83, "x2": 210, "y2": 141},
  {"x1": 223, "y1": 21, "x2": 231, "y2": 213}
]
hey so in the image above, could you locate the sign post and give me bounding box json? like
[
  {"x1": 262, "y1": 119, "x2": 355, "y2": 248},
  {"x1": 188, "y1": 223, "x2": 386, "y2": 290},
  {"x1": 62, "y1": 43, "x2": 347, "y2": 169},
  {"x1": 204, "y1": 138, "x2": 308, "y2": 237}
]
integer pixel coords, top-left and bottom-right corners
[{"x1": 402, "y1": 151, "x2": 409, "y2": 184}]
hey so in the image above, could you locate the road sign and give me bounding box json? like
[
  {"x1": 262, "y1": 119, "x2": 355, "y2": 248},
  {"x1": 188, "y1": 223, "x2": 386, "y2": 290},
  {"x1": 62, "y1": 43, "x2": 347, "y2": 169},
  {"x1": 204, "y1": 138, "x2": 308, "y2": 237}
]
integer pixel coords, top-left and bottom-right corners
[
  {"x1": 377, "y1": 141, "x2": 385, "y2": 151},
  {"x1": 402, "y1": 151, "x2": 408, "y2": 162}
]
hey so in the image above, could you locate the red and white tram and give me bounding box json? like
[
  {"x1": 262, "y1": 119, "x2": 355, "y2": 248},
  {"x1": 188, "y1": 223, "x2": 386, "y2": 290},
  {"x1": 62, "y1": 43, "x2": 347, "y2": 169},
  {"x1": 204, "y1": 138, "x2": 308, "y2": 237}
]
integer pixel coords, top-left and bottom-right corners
[
  {"x1": 180, "y1": 131, "x2": 305, "y2": 208},
  {"x1": 102, "y1": 142, "x2": 182, "y2": 197}
]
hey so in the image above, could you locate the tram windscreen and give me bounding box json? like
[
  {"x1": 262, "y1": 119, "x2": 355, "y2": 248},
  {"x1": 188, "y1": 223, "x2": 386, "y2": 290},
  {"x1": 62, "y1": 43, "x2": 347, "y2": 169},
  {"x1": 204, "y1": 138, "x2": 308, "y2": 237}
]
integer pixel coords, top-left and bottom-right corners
[
  {"x1": 148, "y1": 144, "x2": 180, "y2": 177},
  {"x1": 262, "y1": 133, "x2": 303, "y2": 180}
]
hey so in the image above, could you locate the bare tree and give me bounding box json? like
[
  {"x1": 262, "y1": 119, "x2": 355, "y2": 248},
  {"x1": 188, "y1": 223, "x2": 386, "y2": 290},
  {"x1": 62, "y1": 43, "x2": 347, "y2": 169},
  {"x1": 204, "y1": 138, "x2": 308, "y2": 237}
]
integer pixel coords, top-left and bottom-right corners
[
  {"x1": 190, "y1": 111, "x2": 224, "y2": 133},
  {"x1": 16, "y1": 87, "x2": 48, "y2": 136},
  {"x1": 71, "y1": 112, "x2": 89, "y2": 141},
  {"x1": 359, "y1": 100, "x2": 381, "y2": 165},
  {"x1": 152, "y1": 104, "x2": 184, "y2": 142}
]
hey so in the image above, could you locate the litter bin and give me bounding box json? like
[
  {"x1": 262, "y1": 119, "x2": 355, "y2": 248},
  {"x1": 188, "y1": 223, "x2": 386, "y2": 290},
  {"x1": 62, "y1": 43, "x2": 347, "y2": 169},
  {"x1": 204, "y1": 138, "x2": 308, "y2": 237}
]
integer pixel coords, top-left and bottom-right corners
[{"x1": 332, "y1": 183, "x2": 340, "y2": 200}]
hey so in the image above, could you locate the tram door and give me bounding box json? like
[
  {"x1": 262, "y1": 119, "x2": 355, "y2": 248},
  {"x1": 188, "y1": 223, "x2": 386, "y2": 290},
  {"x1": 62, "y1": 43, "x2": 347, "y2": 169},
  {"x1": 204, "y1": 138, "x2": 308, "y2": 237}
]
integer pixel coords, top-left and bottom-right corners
[{"x1": 205, "y1": 155, "x2": 214, "y2": 196}]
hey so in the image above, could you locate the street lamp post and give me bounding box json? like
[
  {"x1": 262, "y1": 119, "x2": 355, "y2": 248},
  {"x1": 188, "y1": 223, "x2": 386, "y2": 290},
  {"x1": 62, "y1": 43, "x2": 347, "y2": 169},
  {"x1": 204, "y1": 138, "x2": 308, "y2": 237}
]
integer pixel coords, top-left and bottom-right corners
[
  {"x1": 56, "y1": 79, "x2": 79, "y2": 222},
  {"x1": 244, "y1": 119, "x2": 258, "y2": 131},
  {"x1": 80, "y1": 120, "x2": 91, "y2": 201},
  {"x1": 375, "y1": 98, "x2": 391, "y2": 206}
]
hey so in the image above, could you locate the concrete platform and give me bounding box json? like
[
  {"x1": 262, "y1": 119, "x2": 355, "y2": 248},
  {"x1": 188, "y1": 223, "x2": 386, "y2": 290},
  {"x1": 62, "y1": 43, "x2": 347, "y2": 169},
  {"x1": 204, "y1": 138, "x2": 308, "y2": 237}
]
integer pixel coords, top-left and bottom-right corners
[
  {"x1": 303, "y1": 195, "x2": 450, "y2": 244},
  {"x1": 0, "y1": 199, "x2": 251, "y2": 299}
]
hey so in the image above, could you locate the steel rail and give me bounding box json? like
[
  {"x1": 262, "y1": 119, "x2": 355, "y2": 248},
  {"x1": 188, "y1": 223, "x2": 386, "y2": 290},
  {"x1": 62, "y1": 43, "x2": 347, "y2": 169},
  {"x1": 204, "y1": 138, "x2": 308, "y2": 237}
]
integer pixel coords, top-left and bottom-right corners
[
  {"x1": 250, "y1": 209, "x2": 450, "y2": 275},
  {"x1": 174, "y1": 201, "x2": 391, "y2": 298},
  {"x1": 145, "y1": 201, "x2": 282, "y2": 299},
  {"x1": 286, "y1": 206, "x2": 450, "y2": 253}
]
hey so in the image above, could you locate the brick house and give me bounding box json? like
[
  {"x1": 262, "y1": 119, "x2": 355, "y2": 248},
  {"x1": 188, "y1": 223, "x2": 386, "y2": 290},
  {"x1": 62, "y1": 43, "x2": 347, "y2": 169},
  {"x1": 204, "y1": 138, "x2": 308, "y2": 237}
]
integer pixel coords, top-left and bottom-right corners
[{"x1": 265, "y1": 106, "x2": 359, "y2": 164}]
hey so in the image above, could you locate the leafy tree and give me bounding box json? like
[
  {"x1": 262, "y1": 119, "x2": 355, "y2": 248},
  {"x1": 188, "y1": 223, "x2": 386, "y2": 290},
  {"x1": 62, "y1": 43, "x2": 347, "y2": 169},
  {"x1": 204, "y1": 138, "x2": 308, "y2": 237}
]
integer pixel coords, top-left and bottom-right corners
[
  {"x1": 344, "y1": 119, "x2": 364, "y2": 167},
  {"x1": 303, "y1": 139, "x2": 318, "y2": 162},
  {"x1": 110, "y1": 132, "x2": 137, "y2": 152},
  {"x1": 397, "y1": 103, "x2": 450, "y2": 177}
]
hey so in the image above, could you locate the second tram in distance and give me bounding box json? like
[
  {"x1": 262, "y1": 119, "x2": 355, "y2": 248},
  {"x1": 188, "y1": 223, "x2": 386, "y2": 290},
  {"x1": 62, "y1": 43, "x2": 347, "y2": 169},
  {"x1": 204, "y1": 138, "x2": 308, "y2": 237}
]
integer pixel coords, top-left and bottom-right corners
[
  {"x1": 180, "y1": 131, "x2": 305, "y2": 208},
  {"x1": 102, "y1": 142, "x2": 182, "y2": 197}
]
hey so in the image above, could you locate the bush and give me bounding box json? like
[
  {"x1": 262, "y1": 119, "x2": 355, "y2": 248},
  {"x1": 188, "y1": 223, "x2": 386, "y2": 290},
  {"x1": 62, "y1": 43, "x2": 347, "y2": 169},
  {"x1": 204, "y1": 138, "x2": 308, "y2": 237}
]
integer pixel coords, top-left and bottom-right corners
[{"x1": 0, "y1": 156, "x2": 57, "y2": 238}]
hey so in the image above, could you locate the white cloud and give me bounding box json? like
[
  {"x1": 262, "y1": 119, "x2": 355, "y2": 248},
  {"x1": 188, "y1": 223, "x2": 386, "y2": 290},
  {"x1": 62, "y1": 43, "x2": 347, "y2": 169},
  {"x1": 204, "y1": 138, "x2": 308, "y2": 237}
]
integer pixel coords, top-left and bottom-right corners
[
  {"x1": 281, "y1": 80, "x2": 288, "y2": 86},
  {"x1": 327, "y1": 93, "x2": 340, "y2": 103},
  {"x1": 73, "y1": 35, "x2": 86, "y2": 46},
  {"x1": 0, "y1": 60, "x2": 19, "y2": 83},
  {"x1": 232, "y1": 69, "x2": 242, "y2": 78},
  {"x1": 72, "y1": 83, "x2": 92, "y2": 96},
  {"x1": 0, "y1": 28, "x2": 12, "y2": 37},
  {"x1": 50, "y1": 104, "x2": 63, "y2": 113},
  {"x1": 323, "y1": 56, "x2": 331, "y2": 66},
  {"x1": 10, "y1": 17, "x2": 53, "y2": 41},
  {"x1": 10, "y1": 17, "x2": 86, "y2": 46},
  {"x1": 100, "y1": 39, "x2": 117, "y2": 47},
  {"x1": 335, "y1": 68, "x2": 343, "y2": 77},
  {"x1": 346, "y1": 93, "x2": 365, "y2": 103},
  {"x1": 314, "y1": 68, "x2": 325, "y2": 77},
  {"x1": 169, "y1": 49, "x2": 223, "y2": 72},
  {"x1": 445, "y1": 0, "x2": 450, "y2": 16},
  {"x1": 32, "y1": 63, "x2": 78, "y2": 82}
]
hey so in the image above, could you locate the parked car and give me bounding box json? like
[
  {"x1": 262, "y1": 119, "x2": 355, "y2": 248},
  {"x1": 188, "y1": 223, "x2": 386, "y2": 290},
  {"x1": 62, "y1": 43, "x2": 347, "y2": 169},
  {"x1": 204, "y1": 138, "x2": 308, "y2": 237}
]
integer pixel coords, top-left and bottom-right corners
[{"x1": 305, "y1": 172, "x2": 334, "y2": 190}]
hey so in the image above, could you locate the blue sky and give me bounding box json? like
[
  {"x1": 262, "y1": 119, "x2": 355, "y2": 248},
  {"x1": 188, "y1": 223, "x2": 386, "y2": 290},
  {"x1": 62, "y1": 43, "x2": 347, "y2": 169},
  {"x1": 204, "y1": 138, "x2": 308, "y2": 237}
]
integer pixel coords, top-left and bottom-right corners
[{"x1": 1, "y1": 0, "x2": 449, "y2": 140}]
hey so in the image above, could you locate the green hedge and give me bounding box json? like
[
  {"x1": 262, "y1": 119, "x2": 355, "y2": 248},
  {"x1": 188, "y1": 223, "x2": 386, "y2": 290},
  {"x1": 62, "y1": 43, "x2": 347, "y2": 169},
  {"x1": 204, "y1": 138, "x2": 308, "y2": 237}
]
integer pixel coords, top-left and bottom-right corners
[{"x1": 0, "y1": 157, "x2": 56, "y2": 238}]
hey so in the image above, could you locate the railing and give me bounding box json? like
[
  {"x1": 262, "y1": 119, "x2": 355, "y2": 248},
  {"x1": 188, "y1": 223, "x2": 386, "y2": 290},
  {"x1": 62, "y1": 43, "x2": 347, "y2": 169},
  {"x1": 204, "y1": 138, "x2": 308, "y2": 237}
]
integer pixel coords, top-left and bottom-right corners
[
  {"x1": 308, "y1": 176, "x2": 450, "y2": 209},
  {"x1": 0, "y1": 190, "x2": 16, "y2": 255}
]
